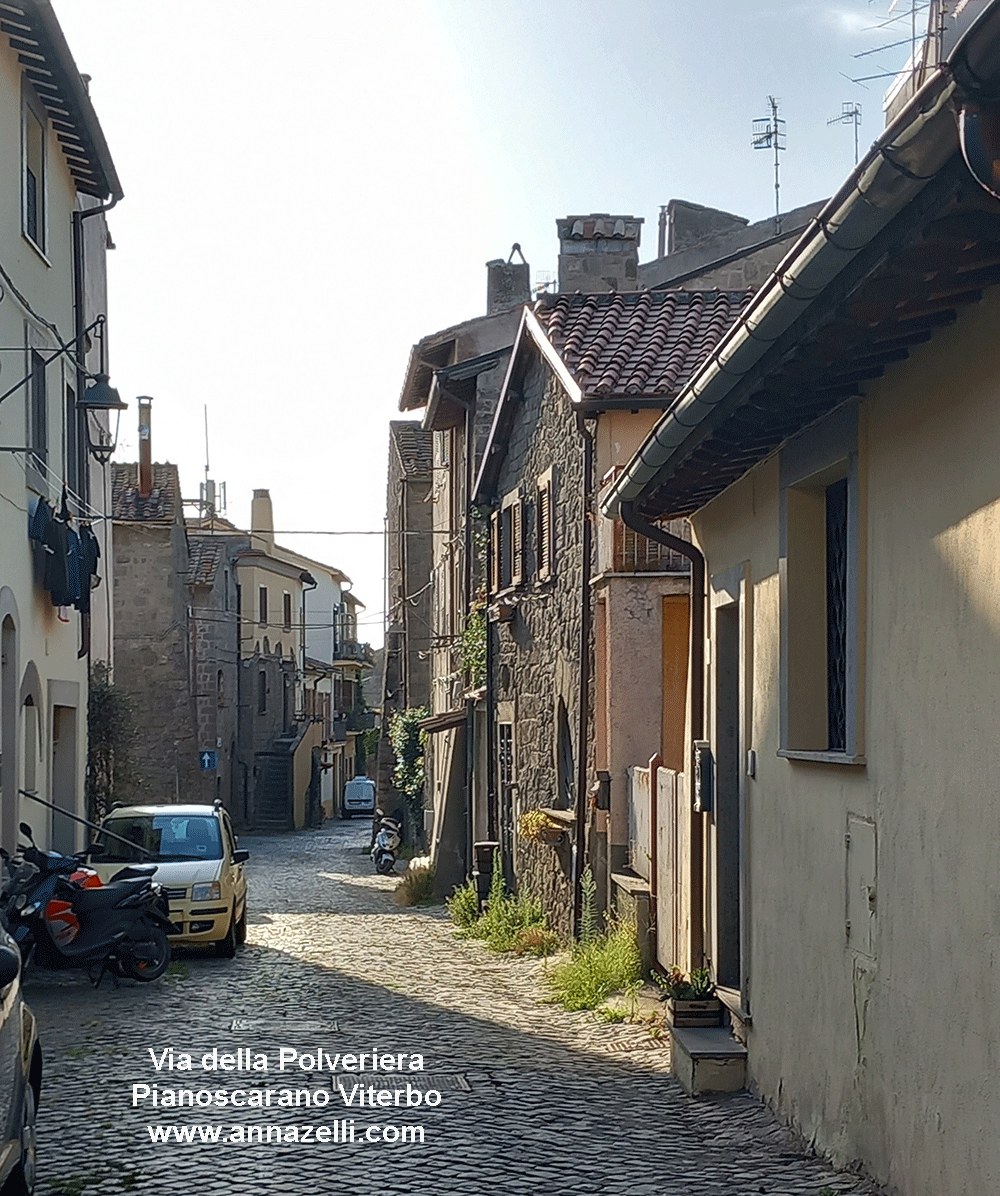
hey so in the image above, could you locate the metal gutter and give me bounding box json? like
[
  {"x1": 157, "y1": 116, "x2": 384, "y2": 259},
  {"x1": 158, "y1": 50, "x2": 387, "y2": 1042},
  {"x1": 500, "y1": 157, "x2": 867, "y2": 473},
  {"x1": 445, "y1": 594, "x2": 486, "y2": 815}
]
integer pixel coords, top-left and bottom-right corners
[{"x1": 602, "y1": 3, "x2": 1000, "y2": 519}]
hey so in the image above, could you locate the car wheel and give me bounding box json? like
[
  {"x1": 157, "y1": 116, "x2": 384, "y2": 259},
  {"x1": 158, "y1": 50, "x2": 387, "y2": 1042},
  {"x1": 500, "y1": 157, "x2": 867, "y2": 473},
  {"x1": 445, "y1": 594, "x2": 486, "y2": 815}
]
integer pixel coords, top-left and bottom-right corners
[
  {"x1": 7, "y1": 1077, "x2": 37, "y2": 1195},
  {"x1": 118, "y1": 926, "x2": 171, "y2": 982},
  {"x1": 235, "y1": 905, "x2": 247, "y2": 946},
  {"x1": 215, "y1": 911, "x2": 237, "y2": 959}
]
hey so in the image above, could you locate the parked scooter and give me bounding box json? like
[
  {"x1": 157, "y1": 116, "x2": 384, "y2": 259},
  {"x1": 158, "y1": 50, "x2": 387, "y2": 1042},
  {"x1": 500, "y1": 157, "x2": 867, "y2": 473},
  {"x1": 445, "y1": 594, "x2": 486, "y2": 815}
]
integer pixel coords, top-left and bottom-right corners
[
  {"x1": 1, "y1": 823, "x2": 172, "y2": 983},
  {"x1": 371, "y1": 815, "x2": 402, "y2": 875}
]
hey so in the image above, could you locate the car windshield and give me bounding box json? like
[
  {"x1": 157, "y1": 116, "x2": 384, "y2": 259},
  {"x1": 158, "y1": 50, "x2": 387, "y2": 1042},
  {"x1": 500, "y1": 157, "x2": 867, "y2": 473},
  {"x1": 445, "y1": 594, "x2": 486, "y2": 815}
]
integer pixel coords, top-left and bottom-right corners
[{"x1": 96, "y1": 815, "x2": 223, "y2": 863}]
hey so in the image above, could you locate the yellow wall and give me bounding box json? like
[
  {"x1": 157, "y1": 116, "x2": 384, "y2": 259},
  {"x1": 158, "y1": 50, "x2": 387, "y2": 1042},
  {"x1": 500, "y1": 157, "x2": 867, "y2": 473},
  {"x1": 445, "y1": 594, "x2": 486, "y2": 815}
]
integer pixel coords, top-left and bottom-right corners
[{"x1": 690, "y1": 287, "x2": 1000, "y2": 1195}]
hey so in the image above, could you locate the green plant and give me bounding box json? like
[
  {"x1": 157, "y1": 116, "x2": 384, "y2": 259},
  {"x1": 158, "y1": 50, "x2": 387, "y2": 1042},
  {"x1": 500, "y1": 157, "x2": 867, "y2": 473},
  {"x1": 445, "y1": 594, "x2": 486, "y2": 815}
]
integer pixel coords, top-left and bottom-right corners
[
  {"x1": 457, "y1": 854, "x2": 554, "y2": 953},
  {"x1": 655, "y1": 964, "x2": 715, "y2": 1000},
  {"x1": 579, "y1": 865, "x2": 598, "y2": 947},
  {"x1": 447, "y1": 881, "x2": 480, "y2": 929},
  {"x1": 460, "y1": 603, "x2": 487, "y2": 689},
  {"x1": 388, "y1": 706, "x2": 428, "y2": 829},
  {"x1": 545, "y1": 915, "x2": 642, "y2": 1011},
  {"x1": 393, "y1": 863, "x2": 436, "y2": 906},
  {"x1": 86, "y1": 661, "x2": 138, "y2": 822}
]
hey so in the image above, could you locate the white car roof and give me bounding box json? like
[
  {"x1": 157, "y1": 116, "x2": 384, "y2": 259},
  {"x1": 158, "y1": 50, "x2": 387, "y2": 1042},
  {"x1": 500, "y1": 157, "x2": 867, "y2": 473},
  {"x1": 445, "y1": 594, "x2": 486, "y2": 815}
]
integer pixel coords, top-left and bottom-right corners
[{"x1": 102, "y1": 805, "x2": 223, "y2": 820}]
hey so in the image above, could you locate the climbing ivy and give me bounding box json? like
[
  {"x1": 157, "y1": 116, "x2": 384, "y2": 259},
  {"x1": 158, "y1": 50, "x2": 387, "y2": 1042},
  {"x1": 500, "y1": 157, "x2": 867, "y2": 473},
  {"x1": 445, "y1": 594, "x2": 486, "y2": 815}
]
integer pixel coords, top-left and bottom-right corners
[
  {"x1": 86, "y1": 661, "x2": 138, "y2": 822},
  {"x1": 388, "y1": 706, "x2": 428, "y2": 826},
  {"x1": 461, "y1": 603, "x2": 487, "y2": 689}
]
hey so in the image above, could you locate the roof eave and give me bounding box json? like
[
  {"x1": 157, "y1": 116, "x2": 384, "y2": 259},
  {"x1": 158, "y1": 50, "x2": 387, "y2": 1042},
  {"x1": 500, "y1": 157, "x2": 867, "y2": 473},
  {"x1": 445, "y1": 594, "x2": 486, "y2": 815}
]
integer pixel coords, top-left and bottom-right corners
[{"x1": 602, "y1": 7, "x2": 1000, "y2": 520}]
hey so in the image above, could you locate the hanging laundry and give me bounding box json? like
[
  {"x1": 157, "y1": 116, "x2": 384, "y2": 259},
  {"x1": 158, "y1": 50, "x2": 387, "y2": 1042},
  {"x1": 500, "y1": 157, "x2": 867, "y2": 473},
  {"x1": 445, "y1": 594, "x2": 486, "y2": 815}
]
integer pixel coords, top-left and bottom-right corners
[
  {"x1": 75, "y1": 524, "x2": 101, "y2": 614},
  {"x1": 43, "y1": 509, "x2": 73, "y2": 607},
  {"x1": 27, "y1": 496, "x2": 52, "y2": 544}
]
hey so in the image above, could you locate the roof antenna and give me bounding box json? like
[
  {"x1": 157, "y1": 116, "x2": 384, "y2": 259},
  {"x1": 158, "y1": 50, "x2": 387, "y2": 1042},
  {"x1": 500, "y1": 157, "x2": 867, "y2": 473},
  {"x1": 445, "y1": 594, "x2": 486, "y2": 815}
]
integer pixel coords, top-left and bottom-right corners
[
  {"x1": 199, "y1": 405, "x2": 226, "y2": 520},
  {"x1": 751, "y1": 95, "x2": 786, "y2": 234},
  {"x1": 828, "y1": 101, "x2": 863, "y2": 165}
]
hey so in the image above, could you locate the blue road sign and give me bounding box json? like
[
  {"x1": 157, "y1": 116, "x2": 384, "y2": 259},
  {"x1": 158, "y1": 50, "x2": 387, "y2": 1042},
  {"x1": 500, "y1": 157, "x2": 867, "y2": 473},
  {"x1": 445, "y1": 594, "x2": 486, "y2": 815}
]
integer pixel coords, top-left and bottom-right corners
[{"x1": 199, "y1": 750, "x2": 218, "y2": 771}]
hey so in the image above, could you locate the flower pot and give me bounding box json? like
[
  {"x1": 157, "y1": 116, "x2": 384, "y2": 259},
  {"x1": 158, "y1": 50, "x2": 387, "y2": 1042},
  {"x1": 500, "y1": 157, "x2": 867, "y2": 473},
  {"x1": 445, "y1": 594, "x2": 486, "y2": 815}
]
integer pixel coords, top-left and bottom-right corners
[
  {"x1": 534, "y1": 826, "x2": 565, "y2": 846},
  {"x1": 666, "y1": 996, "x2": 722, "y2": 1027}
]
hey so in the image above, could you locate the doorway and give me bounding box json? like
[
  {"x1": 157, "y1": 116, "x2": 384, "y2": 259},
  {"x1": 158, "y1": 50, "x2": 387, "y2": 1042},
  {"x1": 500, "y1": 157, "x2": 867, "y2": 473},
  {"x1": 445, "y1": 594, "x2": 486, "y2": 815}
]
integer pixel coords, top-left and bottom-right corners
[
  {"x1": 713, "y1": 598, "x2": 743, "y2": 994},
  {"x1": 51, "y1": 705, "x2": 78, "y2": 853}
]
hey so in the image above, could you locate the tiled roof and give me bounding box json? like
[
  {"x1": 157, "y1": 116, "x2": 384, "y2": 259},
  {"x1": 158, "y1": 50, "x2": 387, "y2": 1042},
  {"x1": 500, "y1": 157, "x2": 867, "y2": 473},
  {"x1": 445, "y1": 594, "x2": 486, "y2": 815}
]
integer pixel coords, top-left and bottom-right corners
[
  {"x1": 535, "y1": 289, "x2": 754, "y2": 399},
  {"x1": 390, "y1": 421, "x2": 433, "y2": 477},
  {"x1": 111, "y1": 463, "x2": 181, "y2": 523},
  {"x1": 186, "y1": 536, "x2": 225, "y2": 587}
]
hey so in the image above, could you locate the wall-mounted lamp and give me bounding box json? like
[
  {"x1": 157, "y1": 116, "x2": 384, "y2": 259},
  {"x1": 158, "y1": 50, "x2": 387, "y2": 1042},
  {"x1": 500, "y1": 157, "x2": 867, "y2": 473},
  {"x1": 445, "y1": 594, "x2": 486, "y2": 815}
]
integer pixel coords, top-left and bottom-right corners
[{"x1": 78, "y1": 372, "x2": 127, "y2": 463}]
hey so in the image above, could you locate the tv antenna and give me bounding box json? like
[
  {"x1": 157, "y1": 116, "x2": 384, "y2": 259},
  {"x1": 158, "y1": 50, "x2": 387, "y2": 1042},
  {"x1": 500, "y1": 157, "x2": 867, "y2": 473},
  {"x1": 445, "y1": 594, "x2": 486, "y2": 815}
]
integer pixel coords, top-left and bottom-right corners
[
  {"x1": 751, "y1": 96, "x2": 786, "y2": 234},
  {"x1": 827, "y1": 101, "x2": 863, "y2": 165}
]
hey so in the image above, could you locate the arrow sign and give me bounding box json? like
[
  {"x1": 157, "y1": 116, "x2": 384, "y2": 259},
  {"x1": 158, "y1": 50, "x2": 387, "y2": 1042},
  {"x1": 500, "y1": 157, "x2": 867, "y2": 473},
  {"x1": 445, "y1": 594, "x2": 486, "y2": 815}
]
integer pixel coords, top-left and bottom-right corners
[{"x1": 199, "y1": 750, "x2": 218, "y2": 771}]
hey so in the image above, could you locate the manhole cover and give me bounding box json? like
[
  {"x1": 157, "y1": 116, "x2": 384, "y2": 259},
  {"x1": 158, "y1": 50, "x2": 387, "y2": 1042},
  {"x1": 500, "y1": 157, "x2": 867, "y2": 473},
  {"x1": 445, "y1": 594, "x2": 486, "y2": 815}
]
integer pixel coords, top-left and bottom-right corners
[
  {"x1": 392, "y1": 1074, "x2": 470, "y2": 1093},
  {"x1": 229, "y1": 1019, "x2": 340, "y2": 1034}
]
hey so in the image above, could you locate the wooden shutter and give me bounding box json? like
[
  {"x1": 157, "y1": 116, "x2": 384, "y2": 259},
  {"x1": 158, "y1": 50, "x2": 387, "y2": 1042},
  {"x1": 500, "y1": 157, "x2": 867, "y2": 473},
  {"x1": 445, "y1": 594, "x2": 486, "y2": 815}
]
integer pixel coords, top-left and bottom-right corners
[
  {"x1": 537, "y1": 478, "x2": 552, "y2": 580},
  {"x1": 511, "y1": 497, "x2": 524, "y2": 587}
]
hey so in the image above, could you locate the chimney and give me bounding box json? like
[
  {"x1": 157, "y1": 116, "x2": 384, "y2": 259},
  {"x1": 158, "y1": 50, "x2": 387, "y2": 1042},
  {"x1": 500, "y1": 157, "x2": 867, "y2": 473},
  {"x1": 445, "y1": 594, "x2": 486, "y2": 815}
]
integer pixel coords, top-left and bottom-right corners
[
  {"x1": 486, "y1": 245, "x2": 531, "y2": 315},
  {"x1": 556, "y1": 214, "x2": 644, "y2": 294},
  {"x1": 137, "y1": 396, "x2": 152, "y2": 498},
  {"x1": 251, "y1": 488, "x2": 274, "y2": 552}
]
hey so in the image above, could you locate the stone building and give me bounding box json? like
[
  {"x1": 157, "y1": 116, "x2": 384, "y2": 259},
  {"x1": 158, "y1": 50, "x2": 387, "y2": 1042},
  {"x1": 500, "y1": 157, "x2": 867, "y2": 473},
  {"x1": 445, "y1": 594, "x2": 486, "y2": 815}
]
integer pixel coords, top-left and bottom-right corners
[{"x1": 394, "y1": 251, "x2": 530, "y2": 879}]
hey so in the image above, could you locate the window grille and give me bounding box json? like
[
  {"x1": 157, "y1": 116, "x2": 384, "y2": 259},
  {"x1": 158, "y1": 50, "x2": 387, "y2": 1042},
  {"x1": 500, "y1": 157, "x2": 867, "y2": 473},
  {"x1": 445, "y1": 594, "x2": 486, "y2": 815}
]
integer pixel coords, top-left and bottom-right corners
[{"x1": 825, "y1": 478, "x2": 848, "y2": 751}]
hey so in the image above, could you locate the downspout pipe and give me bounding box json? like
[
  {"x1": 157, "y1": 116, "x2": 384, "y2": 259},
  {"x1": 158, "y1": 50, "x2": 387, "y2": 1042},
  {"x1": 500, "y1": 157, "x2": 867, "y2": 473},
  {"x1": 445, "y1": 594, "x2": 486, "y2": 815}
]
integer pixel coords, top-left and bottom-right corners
[
  {"x1": 73, "y1": 195, "x2": 120, "y2": 506},
  {"x1": 572, "y1": 413, "x2": 596, "y2": 938},
  {"x1": 619, "y1": 500, "x2": 706, "y2": 965}
]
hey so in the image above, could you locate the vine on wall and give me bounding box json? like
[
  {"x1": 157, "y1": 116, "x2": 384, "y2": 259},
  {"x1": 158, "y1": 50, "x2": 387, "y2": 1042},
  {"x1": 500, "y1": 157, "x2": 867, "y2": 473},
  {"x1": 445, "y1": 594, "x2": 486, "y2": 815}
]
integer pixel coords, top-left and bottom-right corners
[{"x1": 388, "y1": 706, "x2": 428, "y2": 828}]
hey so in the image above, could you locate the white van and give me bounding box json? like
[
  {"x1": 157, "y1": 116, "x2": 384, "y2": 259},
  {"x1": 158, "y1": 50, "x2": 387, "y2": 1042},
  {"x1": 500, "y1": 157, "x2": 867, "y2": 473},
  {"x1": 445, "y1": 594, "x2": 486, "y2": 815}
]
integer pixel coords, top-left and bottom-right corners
[{"x1": 342, "y1": 776, "x2": 376, "y2": 819}]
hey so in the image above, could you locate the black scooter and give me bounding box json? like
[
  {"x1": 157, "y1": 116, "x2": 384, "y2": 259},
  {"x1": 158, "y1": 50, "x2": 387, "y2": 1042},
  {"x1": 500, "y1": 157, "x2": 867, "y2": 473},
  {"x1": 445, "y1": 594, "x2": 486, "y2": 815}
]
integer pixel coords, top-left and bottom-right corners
[{"x1": 2, "y1": 823, "x2": 172, "y2": 984}]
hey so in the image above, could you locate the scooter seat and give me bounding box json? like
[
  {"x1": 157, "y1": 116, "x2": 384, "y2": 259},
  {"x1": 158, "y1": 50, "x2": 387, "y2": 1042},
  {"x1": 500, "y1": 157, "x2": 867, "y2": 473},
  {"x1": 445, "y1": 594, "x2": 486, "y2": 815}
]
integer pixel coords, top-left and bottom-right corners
[
  {"x1": 66, "y1": 877, "x2": 149, "y2": 911},
  {"x1": 110, "y1": 864, "x2": 157, "y2": 881}
]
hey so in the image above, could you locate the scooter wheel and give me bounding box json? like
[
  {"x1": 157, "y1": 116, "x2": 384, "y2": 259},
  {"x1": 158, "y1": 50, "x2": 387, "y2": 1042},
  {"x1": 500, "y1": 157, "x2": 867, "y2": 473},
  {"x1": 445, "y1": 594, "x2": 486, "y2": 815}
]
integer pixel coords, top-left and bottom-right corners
[
  {"x1": 117, "y1": 926, "x2": 171, "y2": 982},
  {"x1": 375, "y1": 856, "x2": 396, "y2": 875}
]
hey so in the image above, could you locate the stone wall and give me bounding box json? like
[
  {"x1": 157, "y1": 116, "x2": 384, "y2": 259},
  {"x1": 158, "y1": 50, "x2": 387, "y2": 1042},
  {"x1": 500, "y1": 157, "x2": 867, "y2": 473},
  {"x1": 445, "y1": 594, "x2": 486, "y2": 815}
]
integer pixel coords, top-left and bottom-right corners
[
  {"x1": 113, "y1": 522, "x2": 197, "y2": 802},
  {"x1": 490, "y1": 362, "x2": 591, "y2": 938}
]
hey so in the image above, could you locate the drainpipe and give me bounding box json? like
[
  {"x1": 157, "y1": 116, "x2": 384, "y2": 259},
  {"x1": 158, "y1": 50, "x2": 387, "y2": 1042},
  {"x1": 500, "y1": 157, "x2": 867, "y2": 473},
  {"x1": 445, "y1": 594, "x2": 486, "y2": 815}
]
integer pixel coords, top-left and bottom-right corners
[
  {"x1": 72, "y1": 196, "x2": 120, "y2": 507},
  {"x1": 619, "y1": 499, "x2": 706, "y2": 966},
  {"x1": 572, "y1": 413, "x2": 596, "y2": 937},
  {"x1": 300, "y1": 571, "x2": 317, "y2": 722}
]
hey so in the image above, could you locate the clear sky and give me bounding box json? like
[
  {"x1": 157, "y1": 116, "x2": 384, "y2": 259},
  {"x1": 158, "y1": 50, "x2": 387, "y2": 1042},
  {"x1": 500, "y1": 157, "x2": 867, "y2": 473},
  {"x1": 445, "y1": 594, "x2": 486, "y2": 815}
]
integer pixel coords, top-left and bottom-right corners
[{"x1": 54, "y1": 0, "x2": 917, "y2": 645}]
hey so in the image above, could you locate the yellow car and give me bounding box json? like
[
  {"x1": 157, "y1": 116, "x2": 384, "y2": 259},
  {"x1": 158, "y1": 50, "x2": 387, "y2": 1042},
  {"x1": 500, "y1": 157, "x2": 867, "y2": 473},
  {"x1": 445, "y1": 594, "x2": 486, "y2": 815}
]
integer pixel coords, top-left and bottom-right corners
[{"x1": 90, "y1": 801, "x2": 249, "y2": 958}]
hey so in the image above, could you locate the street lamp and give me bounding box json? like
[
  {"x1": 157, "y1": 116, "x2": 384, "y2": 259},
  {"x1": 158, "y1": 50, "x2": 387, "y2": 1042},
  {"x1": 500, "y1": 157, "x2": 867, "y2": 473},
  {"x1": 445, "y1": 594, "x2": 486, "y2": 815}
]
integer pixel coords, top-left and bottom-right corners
[{"x1": 77, "y1": 372, "x2": 127, "y2": 464}]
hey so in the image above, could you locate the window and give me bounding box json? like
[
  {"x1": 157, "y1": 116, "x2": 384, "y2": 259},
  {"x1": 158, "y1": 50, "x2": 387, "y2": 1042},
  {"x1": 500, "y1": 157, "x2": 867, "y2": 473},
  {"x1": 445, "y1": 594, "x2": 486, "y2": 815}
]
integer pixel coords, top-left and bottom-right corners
[
  {"x1": 217, "y1": 669, "x2": 225, "y2": 708},
  {"x1": 22, "y1": 97, "x2": 45, "y2": 251},
  {"x1": 536, "y1": 468, "x2": 554, "y2": 581},
  {"x1": 64, "y1": 384, "x2": 79, "y2": 497},
  {"x1": 258, "y1": 586, "x2": 268, "y2": 626},
  {"x1": 28, "y1": 350, "x2": 46, "y2": 467},
  {"x1": 778, "y1": 405, "x2": 862, "y2": 762},
  {"x1": 490, "y1": 489, "x2": 524, "y2": 594},
  {"x1": 283, "y1": 592, "x2": 292, "y2": 632},
  {"x1": 612, "y1": 517, "x2": 690, "y2": 573},
  {"x1": 257, "y1": 670, "x2": 267, "y2": 714}
]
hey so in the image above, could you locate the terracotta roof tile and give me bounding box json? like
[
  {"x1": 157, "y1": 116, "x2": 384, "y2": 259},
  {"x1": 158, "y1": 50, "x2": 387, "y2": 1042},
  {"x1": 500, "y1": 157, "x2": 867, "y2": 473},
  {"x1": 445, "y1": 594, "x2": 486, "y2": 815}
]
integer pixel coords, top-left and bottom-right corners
[
  {"x1": 390, "y1": 421, "x2": 433, "y2": 477},
  {"x1": 186, "y1": 536, "x2": 225, "y2": 587},
  {"x1": 111, "y1": 463, "x2": 181, "y2": 522},
  {"x1": 536, "y1": 289, "x2": 754, "y2": 401}
]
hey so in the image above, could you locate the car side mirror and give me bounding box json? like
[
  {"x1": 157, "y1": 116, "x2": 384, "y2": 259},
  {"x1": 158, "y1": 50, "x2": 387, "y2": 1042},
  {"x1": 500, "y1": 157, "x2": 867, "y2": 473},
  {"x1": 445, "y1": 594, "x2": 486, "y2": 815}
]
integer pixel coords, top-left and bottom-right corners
[
  {"x1": 232, "y1": 850, "x2": 250, "y2": 865},
  {"x1": 0, "y1": 945, "x2": 20, "y2": 989}
]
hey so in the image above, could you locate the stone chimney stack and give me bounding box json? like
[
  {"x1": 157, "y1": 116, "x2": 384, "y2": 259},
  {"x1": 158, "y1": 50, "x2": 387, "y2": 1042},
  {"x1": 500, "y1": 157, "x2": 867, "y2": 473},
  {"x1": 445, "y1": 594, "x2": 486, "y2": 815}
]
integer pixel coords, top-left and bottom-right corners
[
  {"x1": 556, "y1": 214, "x2": 643, "y2": 294},
  {"x1": 486, "y1": 246, "x2": 531, "y2": 315},
  {"x1": 251, "y1": 488, "x2": 274, "y2": 552},
  {"x1": 137, "y1": 397, "x2": 152, "y2": 498}
]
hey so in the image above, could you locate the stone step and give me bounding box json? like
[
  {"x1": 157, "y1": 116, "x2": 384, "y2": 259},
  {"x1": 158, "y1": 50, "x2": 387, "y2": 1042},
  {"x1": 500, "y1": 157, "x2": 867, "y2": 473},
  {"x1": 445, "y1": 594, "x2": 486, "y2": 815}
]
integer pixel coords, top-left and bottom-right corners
[{"x1": 669, "y1": 1025, "x2": 747, "y2": 1096}]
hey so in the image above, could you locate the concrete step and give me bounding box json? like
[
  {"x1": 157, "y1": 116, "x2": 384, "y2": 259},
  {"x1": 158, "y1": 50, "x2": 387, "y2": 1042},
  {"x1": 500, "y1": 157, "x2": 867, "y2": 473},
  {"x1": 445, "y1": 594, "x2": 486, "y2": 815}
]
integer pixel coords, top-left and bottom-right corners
[{"x1": 669, "y1": 1025, "x2": 747, "y2": 1096}]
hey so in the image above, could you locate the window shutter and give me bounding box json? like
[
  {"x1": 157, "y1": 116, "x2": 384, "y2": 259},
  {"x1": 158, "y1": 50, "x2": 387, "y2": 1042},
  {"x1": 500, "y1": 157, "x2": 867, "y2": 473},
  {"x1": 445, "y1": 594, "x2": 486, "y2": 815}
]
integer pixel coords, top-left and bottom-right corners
[
  {"x1": 537, "y1": 480, "x2": 552, "y2": 580},
  {"x1": 511, "y1": 498, "x2": 524, "y2": 587},
  {"x1": 489, "y1": 511, "x2": 500, "y2": 595}
]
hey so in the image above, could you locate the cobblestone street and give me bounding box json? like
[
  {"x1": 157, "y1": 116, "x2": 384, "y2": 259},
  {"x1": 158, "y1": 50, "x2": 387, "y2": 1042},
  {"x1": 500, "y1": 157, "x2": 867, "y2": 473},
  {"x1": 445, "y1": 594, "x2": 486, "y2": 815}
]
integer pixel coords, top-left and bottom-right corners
[{"x1": 24, "y1": 822, "x2": 881, "y2": 1196}]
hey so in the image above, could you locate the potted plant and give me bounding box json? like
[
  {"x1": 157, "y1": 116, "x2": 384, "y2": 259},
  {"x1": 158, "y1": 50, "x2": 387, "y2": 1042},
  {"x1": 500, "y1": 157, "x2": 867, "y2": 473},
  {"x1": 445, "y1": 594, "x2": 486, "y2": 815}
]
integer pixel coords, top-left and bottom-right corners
[
  {"x1": 658, "y1": 966, "x2": 722, "y2": 1027},
  {"x1": 517, "y1": 808, "x2": 564, "y2": 846}
]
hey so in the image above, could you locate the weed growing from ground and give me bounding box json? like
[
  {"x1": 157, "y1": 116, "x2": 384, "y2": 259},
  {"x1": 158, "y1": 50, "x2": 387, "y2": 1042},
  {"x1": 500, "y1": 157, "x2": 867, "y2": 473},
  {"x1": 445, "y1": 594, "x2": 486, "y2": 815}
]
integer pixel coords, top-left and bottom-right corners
[
  {"x1": 446, "y1": 880, "x2": 480, "y2": 927},
  {"x1": 448, "y1": 855, "x2": 559, "y2": 954},
  {"x1": 545, "y1": 868, "x2": 642, "y2": 1011},
  {"x1": 393, "y1": 863, "x2": 436, "y2": 906}
]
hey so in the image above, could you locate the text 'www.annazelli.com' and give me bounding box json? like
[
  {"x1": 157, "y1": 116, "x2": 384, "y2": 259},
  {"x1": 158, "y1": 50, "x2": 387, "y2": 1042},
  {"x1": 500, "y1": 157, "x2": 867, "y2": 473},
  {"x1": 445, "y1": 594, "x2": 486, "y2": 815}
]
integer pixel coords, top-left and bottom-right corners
[{"x1": 147, "y1": 1121, "x2": 425, "y2": 1145}]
